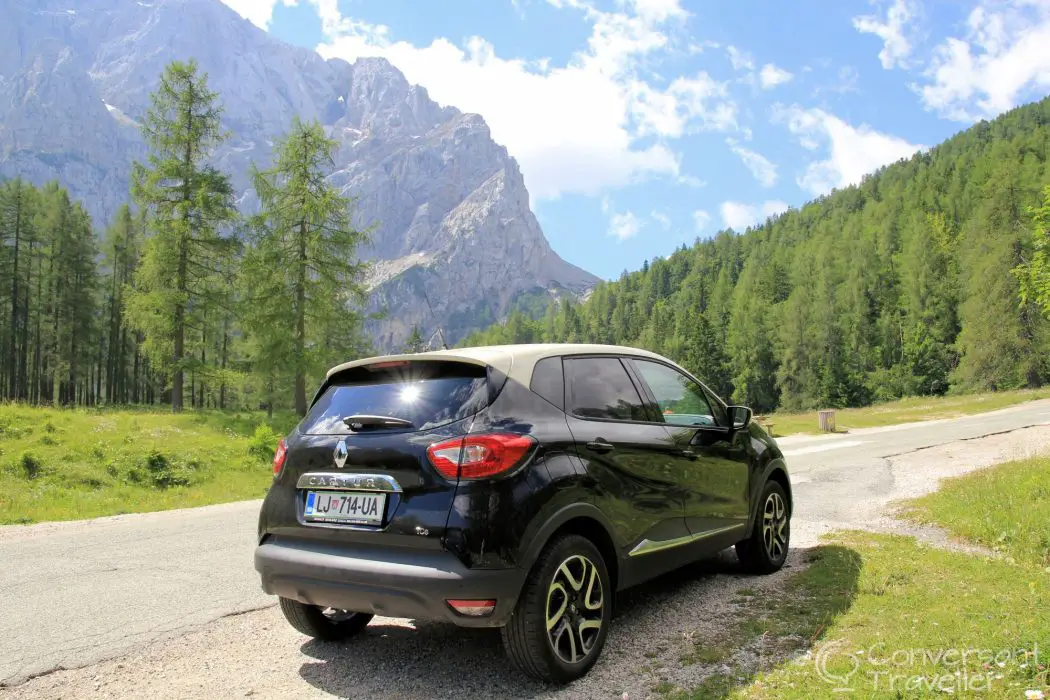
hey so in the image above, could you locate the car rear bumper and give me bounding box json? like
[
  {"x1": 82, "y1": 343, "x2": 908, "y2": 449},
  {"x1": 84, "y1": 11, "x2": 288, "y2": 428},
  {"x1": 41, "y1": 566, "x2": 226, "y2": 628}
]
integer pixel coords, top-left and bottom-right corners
[{"x1": 254, "y1": 536, "x2": 525, "y2": 627}]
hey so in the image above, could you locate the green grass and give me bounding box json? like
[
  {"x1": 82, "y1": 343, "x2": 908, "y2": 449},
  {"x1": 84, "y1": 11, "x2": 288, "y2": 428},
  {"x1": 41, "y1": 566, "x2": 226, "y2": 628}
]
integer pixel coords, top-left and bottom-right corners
[
  {"x1": 0, "y1": 404, "x2": 298, "y2": 524},
  {"x1": 767, "y1": 387, "x2": 1050, "y2": 436},
  {"x1": 675, "y1": 535, "x2": 1050, "y2": 699},
  {"x1": 672, "y1": 455, "x2": 1050, "y2": 699},
  {"x1": 904, "y1": 455, "x2": 1050, "y2": 569}
]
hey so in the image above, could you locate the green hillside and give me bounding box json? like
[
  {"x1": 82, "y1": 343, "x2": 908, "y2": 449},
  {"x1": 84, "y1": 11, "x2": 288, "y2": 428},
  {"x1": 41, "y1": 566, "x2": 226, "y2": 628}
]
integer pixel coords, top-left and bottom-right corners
[{"x1": 462, "y1": 96, "x2": 1050, "y2": 413}]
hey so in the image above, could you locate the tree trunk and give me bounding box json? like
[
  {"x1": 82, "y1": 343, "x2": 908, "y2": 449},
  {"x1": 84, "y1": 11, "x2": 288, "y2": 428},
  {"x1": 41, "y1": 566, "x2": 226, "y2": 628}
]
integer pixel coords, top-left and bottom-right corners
[
  {"x1": 18, "y1": 239, "x2": 33, "y2": 401},
  {"x1": 68, "y1": 268, "x2": 79, "y2": 406},
  {"x1": 294, "y1": 219, "x2": 308, "y2": 416},
  {"x1": 8, "y1": 181, "x2": 22, "y2": 399},
  {"x1": 199, "y1": 317, "x2": 206, "y2": 408},
  {"x1": 132, "y1": 337, "x2": 141, "y2": 404},
  {"x1": 106, "y1": 265, "x2": 119, "y2": 403},
  {"x1": 267, "y1": 375, "x2": 274, "y2": 420},
  {"x1": 219, "y1": 315, "x2": 228, "y2": 410},
  {"x1": 31, "y1": 248, "x2": 42, "y2": 404},
  {"x1": 172, "y1": 101, "x2": 194, "y2": 413}
]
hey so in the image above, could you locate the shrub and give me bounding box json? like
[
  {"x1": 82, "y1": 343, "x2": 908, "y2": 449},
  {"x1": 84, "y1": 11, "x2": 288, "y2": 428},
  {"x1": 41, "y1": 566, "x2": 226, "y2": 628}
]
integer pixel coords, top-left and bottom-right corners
[
  {"x1": 248, "y1": 424, "x2": 282, "y2": 462},
  {"x1": 21, "y1": 452, "x2": 42, "y2": 479},
  {"x1": 144, "y1": 451, "x2": 191, "y2": 489}
]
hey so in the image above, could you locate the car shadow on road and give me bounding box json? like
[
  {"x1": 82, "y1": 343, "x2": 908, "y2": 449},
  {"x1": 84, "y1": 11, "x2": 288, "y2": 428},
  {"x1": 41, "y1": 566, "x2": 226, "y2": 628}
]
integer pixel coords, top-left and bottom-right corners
[{"x1": 296, "y1": 546, "x2": 861, "y2": 699}]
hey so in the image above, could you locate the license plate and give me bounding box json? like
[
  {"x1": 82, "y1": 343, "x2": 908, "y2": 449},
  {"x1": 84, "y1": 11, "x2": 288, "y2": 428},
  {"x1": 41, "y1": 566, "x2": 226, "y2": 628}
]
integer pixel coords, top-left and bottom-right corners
[{"x1": 304, "y1": 491, "x2": 386, "y2": 526}]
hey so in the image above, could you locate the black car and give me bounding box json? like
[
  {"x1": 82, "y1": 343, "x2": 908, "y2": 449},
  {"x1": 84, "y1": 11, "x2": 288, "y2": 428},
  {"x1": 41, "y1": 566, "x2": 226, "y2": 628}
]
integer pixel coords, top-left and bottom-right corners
[{"x1": 254, "y1": 343, "x2": 792, "y2": 684}]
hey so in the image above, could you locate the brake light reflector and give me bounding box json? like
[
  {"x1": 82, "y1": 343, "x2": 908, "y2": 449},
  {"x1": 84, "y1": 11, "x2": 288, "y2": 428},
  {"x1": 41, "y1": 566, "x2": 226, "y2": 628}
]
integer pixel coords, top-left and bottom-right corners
[
  {"x1": 447, "y1": 599, "x2": 496, "y2": 616},
  {"x1": 367, "y1": 360, "x2": 411, "y2": 370},
  {"x1": 273, "y1": 438, "x2": 288, "y2": 476},
  {"x1": 426, "y1": 433, "x2": 536, "y2": 480}
]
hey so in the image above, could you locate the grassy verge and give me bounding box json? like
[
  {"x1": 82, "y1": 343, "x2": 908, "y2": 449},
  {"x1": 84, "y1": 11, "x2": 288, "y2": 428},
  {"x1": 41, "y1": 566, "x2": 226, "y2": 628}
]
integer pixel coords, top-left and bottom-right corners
[
  {"x1": 903, "y1": 455, "x2": 1050, "y2": 569},
  {"x1": 0, "y1": 404, "x2": 297, "y2": 524},
  {"x1": 665, "y1": 456, "x2": 1050, "y2": 699},
  {"x1": 767, "y1": 387, "x2": 1050, "y2": 437}
]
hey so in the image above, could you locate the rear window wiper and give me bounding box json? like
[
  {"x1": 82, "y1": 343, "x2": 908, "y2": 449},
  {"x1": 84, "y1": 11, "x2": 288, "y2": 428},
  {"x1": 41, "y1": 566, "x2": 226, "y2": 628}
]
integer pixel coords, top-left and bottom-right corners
[{"x1": 342, "y1": 414, "x2": 416, "y2": 431}]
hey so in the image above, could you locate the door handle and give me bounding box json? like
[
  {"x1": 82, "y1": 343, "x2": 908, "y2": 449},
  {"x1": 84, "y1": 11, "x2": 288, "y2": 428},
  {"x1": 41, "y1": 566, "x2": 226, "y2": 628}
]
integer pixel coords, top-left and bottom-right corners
[
  {"x1": 681, "y1": 449, "x2": 698, "y2": 461},
  {"x1": 586, "y1": 439, "x2": 615, "y2": 453}
]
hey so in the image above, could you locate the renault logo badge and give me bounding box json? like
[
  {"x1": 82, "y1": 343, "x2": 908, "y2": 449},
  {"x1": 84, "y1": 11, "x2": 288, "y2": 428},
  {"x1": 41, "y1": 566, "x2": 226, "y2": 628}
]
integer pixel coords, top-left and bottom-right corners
[{"x1": 333, "y1": 439, "x2": 349, "y2": 469}]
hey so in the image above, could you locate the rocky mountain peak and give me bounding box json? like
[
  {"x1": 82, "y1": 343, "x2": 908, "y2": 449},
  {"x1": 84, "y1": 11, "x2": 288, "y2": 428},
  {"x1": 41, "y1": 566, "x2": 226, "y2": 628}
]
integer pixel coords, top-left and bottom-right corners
[
  {"x1": 340, "y1": 58, "x2": 454, "y2": 138},
  {"x1": 0, "y1": 0, "x2": 600, "y2": 349}
]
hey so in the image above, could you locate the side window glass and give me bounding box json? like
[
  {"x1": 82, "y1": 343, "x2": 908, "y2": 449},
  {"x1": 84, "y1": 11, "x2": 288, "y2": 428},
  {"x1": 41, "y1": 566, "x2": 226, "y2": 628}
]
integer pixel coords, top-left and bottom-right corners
[
  {"x1": 633, "y1": 360, "x2": 716, "y2": 427},
  {"x1": 530, "y1": 356, "x2": 564, "y2": 410},
  {"x1": 565, "y1": 357, "x2": 648, "y2": 422}
]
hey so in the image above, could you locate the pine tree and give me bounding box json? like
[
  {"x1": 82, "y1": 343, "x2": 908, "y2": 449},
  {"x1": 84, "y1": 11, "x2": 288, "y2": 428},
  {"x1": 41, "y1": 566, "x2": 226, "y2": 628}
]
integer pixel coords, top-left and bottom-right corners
[
  {"x1": 1015, "y1": 184, "x2": 1050, "y2": 319},
  {"x1": 101, "y1": 205, "x2": 140, "y2": 403},
  {"x1": 242, "y1": 117, "x2": 369, "y2": 416},
  {"x1": 403, "y1": 325, "x2": 427, "y2": 353},
  {"x1": 0, "y1": 179, "x2": 36, "y2": 399},
  {"x1": 953, "y1": 161, "x2": 1044, "y2": 390},
  {"x1": 125, "y1": 59, "x2": 238, "y2": 412}
]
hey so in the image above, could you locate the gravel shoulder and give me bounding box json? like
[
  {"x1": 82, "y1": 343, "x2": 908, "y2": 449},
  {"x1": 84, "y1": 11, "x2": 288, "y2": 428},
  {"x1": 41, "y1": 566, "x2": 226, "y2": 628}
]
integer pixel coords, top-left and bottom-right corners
[{"x1": 4, "y1": 425, "x2": 1050, "y2": 699}]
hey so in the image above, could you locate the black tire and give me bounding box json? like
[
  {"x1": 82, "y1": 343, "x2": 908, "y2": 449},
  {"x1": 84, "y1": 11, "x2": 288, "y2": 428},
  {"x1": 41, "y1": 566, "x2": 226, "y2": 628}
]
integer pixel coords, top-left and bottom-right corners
[
  {"x1": 278, "y1": 597, "x2": 374, "y2": 641},
  {"x1": 501, "y1": 534, "x2": 612, "y2": 684},
  {"x1": 736, "y1": 479, "x2": 790, "y2": 574}
]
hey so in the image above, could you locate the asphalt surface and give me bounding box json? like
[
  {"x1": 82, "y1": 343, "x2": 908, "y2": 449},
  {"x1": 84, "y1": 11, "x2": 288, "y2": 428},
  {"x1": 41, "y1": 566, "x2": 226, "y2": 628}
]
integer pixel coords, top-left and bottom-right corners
[
  {"x1": 779, "y1": 398, "x2": 1050, "y2": 543},
  {"x1": 3, "y1": 398, "x2": 1050, "y2": 688}
]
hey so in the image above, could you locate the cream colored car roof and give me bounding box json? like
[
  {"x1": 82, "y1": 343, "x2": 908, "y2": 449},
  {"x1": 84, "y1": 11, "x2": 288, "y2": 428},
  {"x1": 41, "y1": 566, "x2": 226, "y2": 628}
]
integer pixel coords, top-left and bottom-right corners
[{"x1": 325, "y1": 343, "x2": 674, "y2": 386}]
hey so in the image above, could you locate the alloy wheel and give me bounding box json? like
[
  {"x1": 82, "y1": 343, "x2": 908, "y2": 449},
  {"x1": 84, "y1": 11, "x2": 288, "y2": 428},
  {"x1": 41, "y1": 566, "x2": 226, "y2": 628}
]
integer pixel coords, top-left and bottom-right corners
[
  {"x1": 762, "y1": 491, "x2": 788, "y2": 561},
  {"x1": 319, "y1": 607, "x2": 359, "y2": 623},
  {"x1": 545, "y1": 554, "x2": 604, "y2": 664}
]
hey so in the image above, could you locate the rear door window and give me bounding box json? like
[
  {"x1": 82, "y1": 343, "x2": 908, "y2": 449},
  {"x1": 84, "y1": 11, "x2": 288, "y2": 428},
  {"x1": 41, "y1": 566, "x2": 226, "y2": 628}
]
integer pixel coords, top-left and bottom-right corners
[
  {"x1": 301, "y1": 361, "x2": 491, "y2": 435},
  {"x1": 564, "y1": 357, "x2": 649, "y2": 422}
]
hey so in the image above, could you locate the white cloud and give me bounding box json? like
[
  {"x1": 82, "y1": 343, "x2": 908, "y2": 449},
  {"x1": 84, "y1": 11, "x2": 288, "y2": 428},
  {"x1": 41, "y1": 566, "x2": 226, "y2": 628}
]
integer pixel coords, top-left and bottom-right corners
[
  {"x1": 726, "y1": 46, "x2": 755, "y2": 72},
  {"x1": 219, "y1": 0, "x2": 366, "y2": 35},
  {"x1": 692, "y1": 209, "x2": 711, "y2": 232},
  {"x1": 815, "y1": 65, "x2": 861, "y2": 96},
  {"x1": 852, "y1": 0, "x2": 917, "y2": 69},
  {"x1": 759, "y1": 63, "x2": 794, "y2": 89},
  {"x1": 630, "y1": 0, "x2": 689, "y2": 22},
  {"x1": 651, "y1": 210, "x2": 672, "y2": 229},
  {"x1": 775, "y1": 105, "x2": 923, "y2": 195},
  {"x1": 720, "y1": 201, "x2": 788, "y2": 230},
  {"x1": 220, "y1": 0, "x2": 283, "y2": 27},
  {"x1": 726, "y1": 138, "x2": 778, "y2": 187},
  {"x1": 676, "y1": 174, "x2": 707, "y2": 188},
  {"x1": 918, "y1": 0, "x2": 1050, "y2": 121},
  {"x1": 609, "y1": 211, "x2": 643, "y2": 240},
  {"x1": 316, "y1": 0, "x2": 741, "y2": 200},
  {"x1": 629, "y1": 73, "x2": 737, "y2": 137}
]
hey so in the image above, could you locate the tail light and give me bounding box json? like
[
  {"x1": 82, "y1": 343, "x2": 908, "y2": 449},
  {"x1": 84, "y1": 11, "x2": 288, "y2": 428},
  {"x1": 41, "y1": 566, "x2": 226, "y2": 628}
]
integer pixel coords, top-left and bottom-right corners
[
  {"x1": 273, "y1": 438, "x2": 288, "y2": 476},
  {"x1": 426, "y1": 433, "x2": 536, "y2": 480}
]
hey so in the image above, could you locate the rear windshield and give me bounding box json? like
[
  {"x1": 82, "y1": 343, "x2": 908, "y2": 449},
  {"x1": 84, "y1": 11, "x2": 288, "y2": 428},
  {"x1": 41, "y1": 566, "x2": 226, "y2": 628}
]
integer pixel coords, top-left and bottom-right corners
[{"x1": 301, "y1": 361, "x2": 492, "y2": 435}]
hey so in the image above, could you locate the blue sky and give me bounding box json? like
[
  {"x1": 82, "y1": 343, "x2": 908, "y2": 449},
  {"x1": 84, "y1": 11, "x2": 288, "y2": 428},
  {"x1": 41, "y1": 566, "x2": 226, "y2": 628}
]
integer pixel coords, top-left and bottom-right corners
[{"x1": 221, "y1": 0, "x2": 1050, "y2": 280}]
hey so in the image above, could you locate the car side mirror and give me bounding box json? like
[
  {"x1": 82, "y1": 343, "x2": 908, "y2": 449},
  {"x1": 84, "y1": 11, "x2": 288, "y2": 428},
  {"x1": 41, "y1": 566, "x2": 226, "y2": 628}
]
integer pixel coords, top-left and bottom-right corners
[{"x1": 729, "y1": 406, "x2": 753, "y2": 430}]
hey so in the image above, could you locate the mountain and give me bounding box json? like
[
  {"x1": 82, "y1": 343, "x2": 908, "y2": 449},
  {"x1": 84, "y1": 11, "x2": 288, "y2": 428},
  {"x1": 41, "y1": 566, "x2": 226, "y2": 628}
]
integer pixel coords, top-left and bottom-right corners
[
  {"x1": 464, "y1": 96, "x2": 1050, "y2": 413},
  {"x1": 0, "y1": 0, "x2": 598, "y2": 349}
]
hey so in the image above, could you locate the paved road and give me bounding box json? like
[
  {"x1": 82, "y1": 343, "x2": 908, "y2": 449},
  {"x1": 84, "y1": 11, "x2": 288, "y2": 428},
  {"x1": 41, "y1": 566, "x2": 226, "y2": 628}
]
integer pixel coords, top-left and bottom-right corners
[
  {"x1": 3, "y1": 399, "x2": 1050, "y2": 687},
  {"x1": 779, "y1": 399, "x2": 1050, "y2": 545}
]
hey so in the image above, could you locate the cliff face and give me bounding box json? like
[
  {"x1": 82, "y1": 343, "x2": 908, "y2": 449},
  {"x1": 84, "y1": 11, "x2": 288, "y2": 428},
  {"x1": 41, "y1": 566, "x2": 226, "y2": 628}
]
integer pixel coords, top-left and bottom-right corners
[{"x1": 0, "y1": 0, "x2": 598, "y2": 348}]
